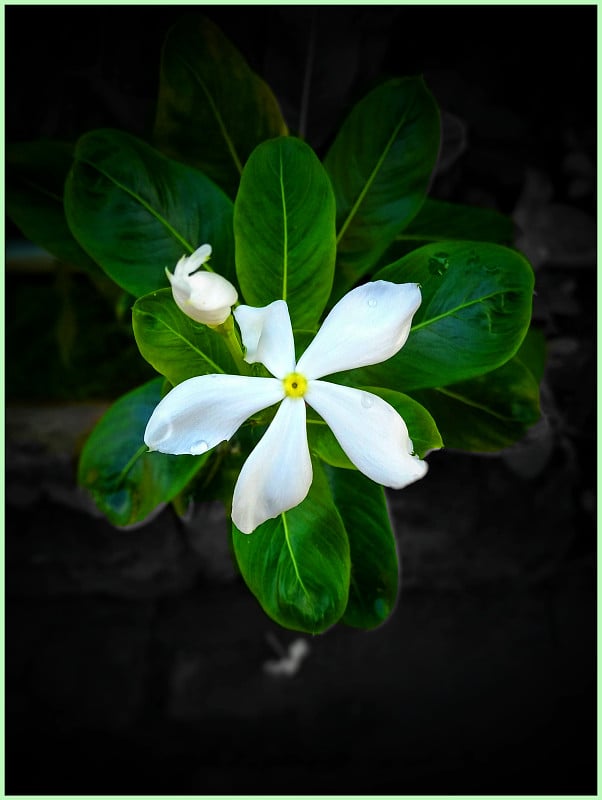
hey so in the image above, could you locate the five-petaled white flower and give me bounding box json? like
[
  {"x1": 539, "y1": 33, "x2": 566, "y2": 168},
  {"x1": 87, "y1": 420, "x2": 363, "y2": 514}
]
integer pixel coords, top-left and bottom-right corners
[
  {"x1": 145, "y1": 280, "x2": 428, "y2": 533},
  {"x1": 166, "y1": 243, "x2": 238, "y2": 325}
]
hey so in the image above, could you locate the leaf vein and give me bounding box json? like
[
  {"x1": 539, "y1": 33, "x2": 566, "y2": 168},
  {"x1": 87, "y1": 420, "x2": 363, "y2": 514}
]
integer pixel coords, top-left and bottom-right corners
[
  {"x1": 179, "y1": 55, "x2": 244, "y2": 175},
  {"x1": 336, "y1": 94, "x2": 414, "y2": 245},
  {"x1": 279, "y1": 148, "x2": 288, "y2": 301},
  {"x1": 78, "y1": 156, "x2": 195, "y2": 255},
  {"x1": 138, "y1": 309, "x2": 226, "y2": 374},
  {"x1": 282, "y1": 512, "x2": 311, "y2": 602}
]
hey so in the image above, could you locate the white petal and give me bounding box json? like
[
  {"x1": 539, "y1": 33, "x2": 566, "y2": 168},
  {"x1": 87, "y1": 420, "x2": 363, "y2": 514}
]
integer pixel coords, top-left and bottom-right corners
[
  {"x1": 232, "y1": 397, "x2": 312, "y2": 533},
  {"x1": 174, "y1": 243, "x2": 212, "y2": 278},
  {"x1": 144, "y1": 374, "x2": 284, "y2": 455},
  {"x1": 167, "y1": 267, "x2": 237, "y2": 325},
  {"x1": 234, "y1": 300, "x2": 296, "y2": 379},
  {"x1": 305, "y1": 380, "x2": 428, "y2": 488},
  {"x1": 296, "y1": 281, "x2": 422, "y2": 379}
]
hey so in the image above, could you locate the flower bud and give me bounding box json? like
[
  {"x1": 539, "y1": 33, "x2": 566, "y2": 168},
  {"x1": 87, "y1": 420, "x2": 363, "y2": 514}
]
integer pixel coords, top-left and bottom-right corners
[{"x1": 166, "y1": 244, "x2": 238, "y2": 326}]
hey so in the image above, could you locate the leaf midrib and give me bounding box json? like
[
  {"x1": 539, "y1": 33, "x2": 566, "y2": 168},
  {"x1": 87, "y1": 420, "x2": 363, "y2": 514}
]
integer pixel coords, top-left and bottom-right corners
[
  {"x1": 137, "y1": 308, "x2": 226, "y2": 374},
  {"x1": 336, "y1": 88, "x2": 415, "y2": 245},
  {"x1": 278, "y1": 148, "x2": 289, "y2": 301},
  {"x1": 178, "y1": 54, "x2": 244, "y2": 176},
  {"x1": 77, "y1": 156, "x2": 196, "y2": 257},
  {"x1": 411, "y1": 289, "x2": 508, "y2": 332},
  {"x1": 431, "y1": 386, "x2": 524, "y2": 422},
  {"x1": 282, "y1": 511, "x2": 312, "y2": 603}
]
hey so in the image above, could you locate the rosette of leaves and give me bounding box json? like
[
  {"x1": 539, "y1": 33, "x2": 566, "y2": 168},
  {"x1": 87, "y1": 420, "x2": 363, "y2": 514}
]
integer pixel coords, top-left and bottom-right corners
[{"x1": 6, "y1": 15, "x2": 541, "y2": 634}]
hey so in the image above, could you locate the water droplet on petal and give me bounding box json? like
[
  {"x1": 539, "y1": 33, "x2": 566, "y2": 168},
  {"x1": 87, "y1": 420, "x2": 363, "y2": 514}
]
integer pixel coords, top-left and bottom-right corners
[
  {"x1": 190, "y1": 440, "x2": 209, "y2": 455},
  {"x1": 367, "y1": 297, "x2": 378, "y2": 308},
  {"x1": 361, "y1": 393, "x2": 374, "y2": 409}
]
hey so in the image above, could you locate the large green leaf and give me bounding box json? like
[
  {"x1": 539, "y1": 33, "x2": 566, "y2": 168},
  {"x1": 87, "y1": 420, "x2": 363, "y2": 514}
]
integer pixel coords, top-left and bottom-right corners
[
  {"x1": 234, "y1": 137, "x2": 336, "y2": 328},
  {"x1": 324, "y1": 77, "x2": 440, "y2": 301},
  {"x1": 232, "y1": 459, "x2": 350, "y2": 633},
  {"x1": 326, "y1": 467, "x2": 399, "y2": 630},
  {"x1": 309, "y1": 387, "x2": 442, "y2": 470},
  {"x1": 132, "y1": 289, "x2": 239, "y2": 385},
  {"x1": 357, "y1": 241, "x2": 534, "y2": 391},
  {"x1": 153, "y1": 14, "x2": 288, "y2": 200},
  {"x1": 398, "y1": 197, "x2": 515, "y2": 246},
  {"x1": 78, "y1": 378, "x2": 208, "y2": 527},
  {"x1": 64, "y1": 129, "x2": 235, "y2": 297},
  {"x1": 408, "y1": 329, "x2": 543, "y2": 452},
  {"x1": 6, "y1": 140, "x2": 101, "y2": 275},
  {"x1": 377, "y1": 197, "x2": 515, "y2": 265}
]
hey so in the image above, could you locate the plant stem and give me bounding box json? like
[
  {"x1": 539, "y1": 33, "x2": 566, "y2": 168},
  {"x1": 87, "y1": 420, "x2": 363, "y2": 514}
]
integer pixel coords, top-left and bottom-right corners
[{"x1": 210, "y1": 314, "x2": 252, "y2": 375}]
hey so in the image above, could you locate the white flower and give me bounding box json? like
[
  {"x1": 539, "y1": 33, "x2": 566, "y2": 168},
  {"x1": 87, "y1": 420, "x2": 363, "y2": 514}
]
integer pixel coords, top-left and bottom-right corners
[
  {"x1": 166, "y1": 243, "x2": 238, "y2": 325},
  {"x1": 145, "y1": 280, "x2": 428, "y2": 533}
]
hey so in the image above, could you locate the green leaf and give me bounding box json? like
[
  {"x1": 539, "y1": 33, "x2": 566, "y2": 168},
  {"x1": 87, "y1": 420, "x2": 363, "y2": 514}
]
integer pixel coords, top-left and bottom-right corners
[
  {"x1": 360, "y1": 241, "x2": 534, "y2": 391},
  {"x1": 6, "y1": 140, "x2": 101, "y2": 275},
  {"x1": 309, "y1": 387, "x2": 442, "y2": 469},
  {"x1": 232, "y1": 459, "x2": 350, "y2": 633},
  {"x1": 324, "y1": 77, "x2": 440, "y2": 301},
  {"x1": 78, "y1": 378, "x2": 208, "y2": 526},
  {"x1": 132, "y1": 289, "x2": 239, "y2": 385},
  {"x1": 515, "y1": 325, "x2": 547, "y2": 384},
  {"x1": 234, "y1": 137, "x2": 336, "y2": 328},
  {"x1": 153, "y1": 14, "x2": 288, "y2": 200},
  {"x1": 64, "y1": 128, "x2": 235, "y2": 297},
  {"x1": 409, "y1": 353, "x2": 541, "y2": 452},
  {"x1": 326, "y1": 467, "x2": 399, "y2": 629},
  {"x1": 377, "y1": 197, "x2": 515, "y2": 265},
  {"x1": 399, "y1": 197, "x2": 515, "y2": 245}
]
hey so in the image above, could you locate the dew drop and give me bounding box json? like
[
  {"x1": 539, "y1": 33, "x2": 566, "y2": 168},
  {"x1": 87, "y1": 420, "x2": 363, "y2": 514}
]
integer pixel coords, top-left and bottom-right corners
[
  {"x1": 428, "y1": 251, "x2": 449, "y2": 276},
  {"x1": 367, "y1": 297, "x2": 378, "y2": 308},
  {"x1": 190, "y1": 440, "x2": 209, "y2": 455},
  {"x1": 484, "y1": 264, "x2": 499, "y2": 274},
  {"x1": 374, "y1": 597, "x2": 388, "y2": 620},
  {"x1": 361, "y1": 394, "x2": 374, "y2": 409}
]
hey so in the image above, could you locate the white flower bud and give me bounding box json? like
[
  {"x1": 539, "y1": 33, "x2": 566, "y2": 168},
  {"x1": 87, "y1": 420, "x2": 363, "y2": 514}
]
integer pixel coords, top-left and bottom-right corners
[{"x1": 166, "y1": 244, "x2": 238, "y2": 326}]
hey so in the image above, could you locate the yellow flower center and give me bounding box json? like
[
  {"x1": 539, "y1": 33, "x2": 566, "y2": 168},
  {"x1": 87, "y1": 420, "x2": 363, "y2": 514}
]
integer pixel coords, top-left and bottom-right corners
[{"x1": 283, "y1": 372, "x2": 308, "y2": 398}]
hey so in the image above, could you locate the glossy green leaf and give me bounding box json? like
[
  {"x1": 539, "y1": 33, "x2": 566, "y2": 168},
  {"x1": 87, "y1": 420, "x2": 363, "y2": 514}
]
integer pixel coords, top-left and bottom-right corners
[
  {"x1": 153, "y1": 14, "x2": 288, "y2": 199},
  {"x1": 408, "y1": 327, "x2": 543, "y2": 452},
  {"x1": 78, "y1": 378, "x2": 208, "y2": 526},
  {"x1": 409, "y1": 354, "x2": 541, "y2": 452},
  {"x1": 357, "y1": 241, "x2": 534, "y2": 391},
  {"x1": 326, "y1": 467, "x2": 399, "y2": 629},
  {"x1": 399, "y1": 197, "x2": 515, "y2": 245},
  {"x1": 6, "y1": 141, "x2": 101, "y2": 275},
  {"x1": 232, "y1": 459, "x2": 350, "y2": 633},
  {"x1": 515, "y1": 325, "x2": 547, "y2": 384},
  {"x1": 324, "y1": 77, "x2": 440, "y2": 301},
  {"x1": 65, "y1": 128, "x2": 235, "y2": 297},
  {"x1": 377, "y1": 197, "x2": 515, "y2": 265},
  {"x1": 132, "y1": 288, "x2": 239, "y2": 385},
  {"x1": 309, "y1": 386, "x2": 442, "y2": 470},
  {"x1": 234, "y1": 137, "x2": 336, "y2": 328}
]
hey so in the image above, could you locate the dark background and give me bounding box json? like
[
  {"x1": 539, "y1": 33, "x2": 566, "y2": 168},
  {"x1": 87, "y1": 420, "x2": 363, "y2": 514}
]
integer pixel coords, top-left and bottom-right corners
[{"x1": 6, "y1": 5, "x2": 597, "y2": 795}]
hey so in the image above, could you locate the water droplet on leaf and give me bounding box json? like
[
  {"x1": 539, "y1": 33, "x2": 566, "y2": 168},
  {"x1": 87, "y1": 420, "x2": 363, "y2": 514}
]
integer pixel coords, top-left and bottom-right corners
[
  {"x1": 428, "y1": 252, "x2": 449, "y2": 276},
  {"x1": 374, "y1": 597, "x2": 388, "y2": 619},
  {"x1": 190, "y1": 440, "x2": 209, "y2": 455}
]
